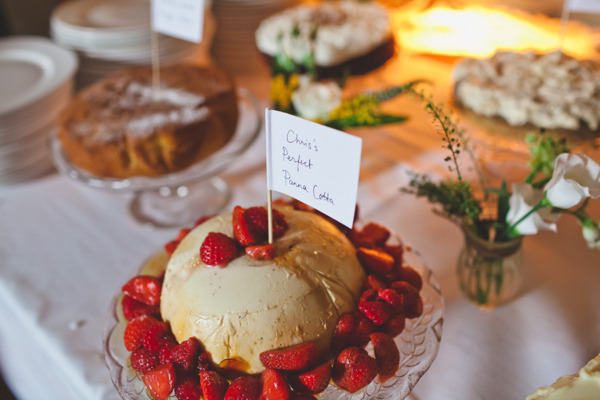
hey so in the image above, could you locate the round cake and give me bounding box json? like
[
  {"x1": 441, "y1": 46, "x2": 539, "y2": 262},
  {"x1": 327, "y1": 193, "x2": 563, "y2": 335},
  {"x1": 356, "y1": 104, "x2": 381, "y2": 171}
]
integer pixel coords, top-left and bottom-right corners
[
  {"x1": 58, "y1": 64, "x2": 238, "y2": 178},
  {"x1": 160, "y1": 207, "x2": 365, "y2": 374},
  {"x1": 255, "y1": 2, "x2": 394, "y2": 77}
]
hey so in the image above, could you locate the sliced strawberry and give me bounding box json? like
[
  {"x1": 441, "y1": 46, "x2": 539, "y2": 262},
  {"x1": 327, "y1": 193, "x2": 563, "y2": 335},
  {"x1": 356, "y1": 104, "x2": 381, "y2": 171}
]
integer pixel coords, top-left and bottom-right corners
[
  {"x1": 176, "y1": 374, "x2": 202, "y2": 400},
  {"x1": 177, "y1": 228, "x2": 192, "y2": 241},
  {"x1": 142, "y1": 322, "x2": 169, "y2": 352},
  {"x1": 332, "y1": 347, "x2": 377, "y2": 393},
  {"x1": 382, "y1": 313, "x2": 406, "y2": 338},
  {"x1": 121, "y1": 295, "x2": 158, "y2": 321},
  {"x1": 359, "y1": 288, "x2": 378, "y2": 304},
  {"x1": 225, "y1": 376, "x2": 261, "y2": 400},
  {"x1": 331, "y1": 313, "x2": 355, "y2": 352},
  {"x1": 124, "y1": 315, "x2": 160, "y2": 351},
  {"x1": 200, "y1": 371, "x2": 229, "y2": 400},
  {"x1": 165, "y1": 239, "x2": 180, "y2": 256},
  {"x1": 356, "y1": 248, "x2": 394, "y2": 275},
  {"x1": 346, "y1": 229, "x2": 375, "y2": 249},
  {"x1": 259, "y1": 342, "x2": 319, "y2": 371},
  {"x1": 233, "y1": 206, "x2": 262, "y2": 246},
  {"x1": 172, "y1": 337, "x2": 200, "y2": 372},
  {"x1": 260, "y1": 368, "x2": 291, "y2": 400},
  {"x1": 358, "y1": 301, "x2": 392, "y2": 326},
  {"x1": 377, "y1": 288, "x2": 404, "y2": 313},
  {"x1": 142, "y1": 363, "x2": 176, "y2": 400},
  {"x1": 351, "y1": 311, "x2": 377, "y2": 346},
  {"x1": 288, "y1": 362, "x2": 331, "y2": 394},
  {"x1": 197, "y1": 351, "x2": 211, "y2": 372},
  {"x1": 122, "y1": 276, "x2": 162, "y2": 306},
  {"x1": 200, "y1": 232, "x2": 239, "y2": 266},
  {"x1": 246, "y1": 244, "x2": 275, "y2": 260},
  {"x1": 370, "y1": 332, "x2": 400, "y2": 381},
  {"x1": 364, "y1": 275, "x2": 386, "y2": 291},
  {"x1": 389, "y1": 281, "x2": 421, "y2": 318},
  {"x1": 399, "y1": 266, "x2": 423, "y2": 291},
  {"x1": 383, "y1": 244, "x2": 404, "y2": 264},
  {"x1": 131, "y1": 346, "x2": 159, "y2": 374},
  {"x1": 245, "y1": 207, "x2": 288, "y2": 239},
  {"x1": 360, "y1": 223, "x2": 390, "y2": 246},
  {"x1": 158, "y1": 337, "x2": 177, "y2": 365}
]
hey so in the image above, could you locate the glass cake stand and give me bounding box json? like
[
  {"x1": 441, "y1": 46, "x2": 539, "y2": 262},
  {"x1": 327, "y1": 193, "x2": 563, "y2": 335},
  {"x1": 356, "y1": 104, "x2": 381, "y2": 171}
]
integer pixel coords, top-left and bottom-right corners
[
  {"x1": 103, "y1": 234, "x2": 444, "y2": 400},
  {"x1": 49, "y1": 88, "x2": 262, "y2": 228}
]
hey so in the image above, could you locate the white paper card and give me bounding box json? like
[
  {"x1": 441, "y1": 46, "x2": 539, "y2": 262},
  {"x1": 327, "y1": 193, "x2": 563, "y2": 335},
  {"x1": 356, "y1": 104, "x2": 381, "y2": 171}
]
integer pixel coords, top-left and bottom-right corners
[
  {"x1": 266, "y1": 109, "x2": 362, "y2": 228},
  {"x1": 151, "y1": 0, "x2": 204, "y2": 43},
  {"x1": 568, "y1": 0, "x2": 600, "y2": 13}
]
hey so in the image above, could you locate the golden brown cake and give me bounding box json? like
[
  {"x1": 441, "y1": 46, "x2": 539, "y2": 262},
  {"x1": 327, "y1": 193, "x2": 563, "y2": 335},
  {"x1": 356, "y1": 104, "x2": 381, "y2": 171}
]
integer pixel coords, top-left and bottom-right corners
[{"x1": 59, "y1": 64, "x2": 238, "y2": 178}]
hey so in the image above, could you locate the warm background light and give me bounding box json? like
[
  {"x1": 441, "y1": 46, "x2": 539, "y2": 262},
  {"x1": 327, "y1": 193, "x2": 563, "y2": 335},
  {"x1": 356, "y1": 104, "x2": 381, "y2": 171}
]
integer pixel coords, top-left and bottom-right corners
[{"x1": 391, "y1": 5, "x2": 600, "y2": 59}]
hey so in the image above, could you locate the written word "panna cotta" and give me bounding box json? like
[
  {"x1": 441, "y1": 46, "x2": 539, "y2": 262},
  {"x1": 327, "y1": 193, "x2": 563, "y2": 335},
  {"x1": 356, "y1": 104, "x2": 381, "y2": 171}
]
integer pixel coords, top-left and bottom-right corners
[{"x1": 160, "y1": 207, "x2": 365, "y2": 374}]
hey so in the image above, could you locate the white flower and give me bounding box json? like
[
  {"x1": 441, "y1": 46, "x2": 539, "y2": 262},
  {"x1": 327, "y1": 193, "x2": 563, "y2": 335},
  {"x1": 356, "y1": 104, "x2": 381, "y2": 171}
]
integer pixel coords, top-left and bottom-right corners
[
  {"x1": 506, "y1": 183, "x2": 559, "y2": 235},
  {"x1": 291, "y1": 80, "x2": 342, "y2": 121},
  {"x1": 582, "y1": 224, "x2": 600, "y2": 249},
  {"x1": 544, "y1": 154, "x2": 600, "y2": 209}
]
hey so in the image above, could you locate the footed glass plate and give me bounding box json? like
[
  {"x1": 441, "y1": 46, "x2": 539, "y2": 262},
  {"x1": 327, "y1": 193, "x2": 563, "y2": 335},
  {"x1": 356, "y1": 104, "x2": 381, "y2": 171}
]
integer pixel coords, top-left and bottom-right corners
[{"x1": 103, "y1": 235, "x2": 444, "y2": 400}]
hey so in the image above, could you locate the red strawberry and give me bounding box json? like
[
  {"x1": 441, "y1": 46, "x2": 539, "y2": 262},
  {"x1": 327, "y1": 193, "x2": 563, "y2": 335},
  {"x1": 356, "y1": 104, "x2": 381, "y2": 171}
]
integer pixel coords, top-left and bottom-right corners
[
  {"x1": 172, "y1": 337, "x2": 200, "y2": 372},
  {"x1": 382, "y1": 269, "x2": 402, "y2": 283},
  {"x1": 165, "y1": 239, "x2": 180, "y2": 256},
  {"x1": 142, "y1": 363, "x2": 176, "y2": 400},
  {"x1": 245, "y1": 207, "x2": 288, "y2": 239},
  {"x1": 122, "y1": 276, "x2": 162, "y2": 306},
  {"x1": 246, "y1": 244, "x2": 275, "y2": 260},
  {"x1": 290, "y1": 392, "x2": 317, "y2": 400},
  {"x1": 288, "y1": 362, "x2": 331, "y2": 394},
  {"x1": 389, "y1": 281, "x2": 421, "y2": 318},
  {"x1": 121, "y1": 295, "x2": 158, "y2": 321},
  {"x1": 370, "y1": 332, "x2": 400, "y2": 381},
  {"x1": 377, "y1": 288, "x2": 404, "y2": 313},
  {"x1": 259, "y1": 342, "x2": 319, "y2": 371},
  {"x1": 130, "y1": 346, "x2": 159, "y2": 374},
  {"x1": 399, "y1": 266, "x2": 423, "y2": 291},
  {"x1": 233, "y1": 206, "x2": 262, "y2": 246},
  {"x1": 332, "y1": 347, "x2": 377, "y2": 393},
  {"x1": 360, "y1": 223, "x2": 390, "y2": 246},
  {"x1": 383, "y1": 244, "x2": 404, "y2": 264},
  {"x1": 200, "y1": 232, "x2": 239, "y2": 266},
  {"x1": 359, "y1": 301, "x2": 392, "y2": 326},
  {"x1": 260, "y1": 368, "x2": 291, "y2": 400},
  {"x1": 197, "y1": 351, "x2": 211, "y2": 372},
  {"x1": 200, "y1": 371, "x2": 229, "y2": 400},
  {"x1": 364, "y1": 275, "x2": 385, "y2": 290},
  {"x1": 176, "y1": 374, "x2": 202, "y2": 400},
  {"x1": 331, "y1": 313, "x2": 355, "y2": 352},
  {"x1": 359, "y1": 288, "x2": 378, "y2": 304},
  {"x1": 177, "y1": 228, "x2": 192, "y2": 241},
  {"x1": 124, "y1": 315, "x2": 160, "y2": 351},
  {"x1": 143, "y1": 322, "x2": 169, "y2": 352},
  {"x1": 352, "y1": 311, "x2": 377, "y2": 346},
  {"x1": 158, "y1": 337, "x2": 177, "y2": 365},
  {"x1": 346, "y1": 229, "x2": 375, "y2": 249},
  {"x1": 382, "y1": 313, "x2": 406, "y2": 338},
  {"x1": 225, "y1": 376, "x2": 261, "y2": 400},
  {"x1": 356, "y1": 248, "x2": 394, "y2": 275}
]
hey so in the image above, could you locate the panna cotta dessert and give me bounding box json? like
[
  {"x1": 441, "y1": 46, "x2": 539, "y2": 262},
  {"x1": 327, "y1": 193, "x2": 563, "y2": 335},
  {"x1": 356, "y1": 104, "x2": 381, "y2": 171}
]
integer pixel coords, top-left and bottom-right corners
[
  {"x1": 160, "y1": 206, "x2": 365, "y2": 374},
  {"x1": 527, "y1": 355, "x2": 600, "y2": 400}
]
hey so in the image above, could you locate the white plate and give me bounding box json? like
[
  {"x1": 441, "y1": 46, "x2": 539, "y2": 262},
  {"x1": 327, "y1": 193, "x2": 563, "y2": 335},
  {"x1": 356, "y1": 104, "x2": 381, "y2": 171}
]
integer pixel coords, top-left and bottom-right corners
[{"x1": 0, "y1": 37, "x2": 77, "y2": 118}]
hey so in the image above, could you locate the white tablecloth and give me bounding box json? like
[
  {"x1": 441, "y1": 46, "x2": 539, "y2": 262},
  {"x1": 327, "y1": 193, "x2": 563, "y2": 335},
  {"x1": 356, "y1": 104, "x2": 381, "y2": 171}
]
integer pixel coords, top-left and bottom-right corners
[{"x1": 1, "y1": 55, "x2": 599, "y2": 400}]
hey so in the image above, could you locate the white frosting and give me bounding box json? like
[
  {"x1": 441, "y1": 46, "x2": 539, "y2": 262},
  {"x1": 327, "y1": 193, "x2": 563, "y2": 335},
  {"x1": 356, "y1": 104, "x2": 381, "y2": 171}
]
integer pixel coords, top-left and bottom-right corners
[
  {"x1": 255, "y1": 1, "x2": 392, "y2": 67},
  {"x1": 291, "y1": 79, "x2": 342, "y2": 120},
  {"x1": 160, "y1": 207, "x2": 365, "y2": 373},
  {"x1": 527, "y1": 355, "x2": 600, "y2": 400}
]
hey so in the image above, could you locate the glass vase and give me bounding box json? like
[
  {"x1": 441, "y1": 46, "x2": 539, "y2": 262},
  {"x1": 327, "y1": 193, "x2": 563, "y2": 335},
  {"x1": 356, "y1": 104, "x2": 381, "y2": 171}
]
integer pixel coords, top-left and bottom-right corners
[{"x1": 457, "y1": 226, "x2": 524, "y2": 309}]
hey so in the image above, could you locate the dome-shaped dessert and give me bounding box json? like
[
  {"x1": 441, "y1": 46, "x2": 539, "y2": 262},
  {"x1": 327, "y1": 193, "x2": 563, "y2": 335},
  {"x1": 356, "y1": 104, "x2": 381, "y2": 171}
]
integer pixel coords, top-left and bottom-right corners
[{"x1": 160, "y1": 207, "x2": 365, "y2": 374}]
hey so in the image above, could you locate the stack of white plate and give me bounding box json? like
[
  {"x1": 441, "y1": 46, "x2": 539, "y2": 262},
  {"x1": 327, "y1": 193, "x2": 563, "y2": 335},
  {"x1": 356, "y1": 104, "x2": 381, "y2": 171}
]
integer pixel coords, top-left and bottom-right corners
[
  {"x1": 50, "y1": 0, "x2": 211, "y2": 88},
  {"x1": 0, "y1": 37, "x2": 77, "y2": 185},
  {"x1": 212, "y1": 0, "x2": 299, "y2": 75}
]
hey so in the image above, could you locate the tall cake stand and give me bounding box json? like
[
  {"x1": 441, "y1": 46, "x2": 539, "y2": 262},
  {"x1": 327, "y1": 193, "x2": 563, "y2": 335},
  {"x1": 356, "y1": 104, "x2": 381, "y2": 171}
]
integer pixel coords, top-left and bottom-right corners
[{"x1": 49, "y1": 88, "x2": 262, "y2": 228}]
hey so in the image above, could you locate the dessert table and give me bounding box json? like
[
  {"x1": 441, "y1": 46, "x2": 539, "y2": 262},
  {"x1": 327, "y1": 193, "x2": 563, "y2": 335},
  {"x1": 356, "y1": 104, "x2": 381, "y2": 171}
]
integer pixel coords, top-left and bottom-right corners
[{"x1": 1, "y1": 53, "x2": 599, "y2": 400}]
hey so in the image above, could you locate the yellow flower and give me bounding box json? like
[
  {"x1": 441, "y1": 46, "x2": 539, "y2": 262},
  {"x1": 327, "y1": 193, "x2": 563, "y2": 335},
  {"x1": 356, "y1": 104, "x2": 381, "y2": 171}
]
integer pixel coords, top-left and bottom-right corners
[
  {"x1": 270, "y1": 74, "x2": 299, "y2": 110},
  {"x1": 328, "y1": 94, "x2": 380, "y2": 124}
]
